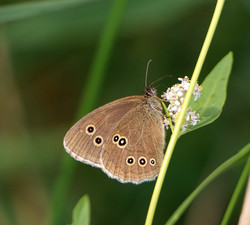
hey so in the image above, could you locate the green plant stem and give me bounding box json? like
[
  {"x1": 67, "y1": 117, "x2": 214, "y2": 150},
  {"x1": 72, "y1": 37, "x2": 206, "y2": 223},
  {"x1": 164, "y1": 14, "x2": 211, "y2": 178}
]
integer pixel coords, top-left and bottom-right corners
[
  {"x1": 161, "y1": 102, "x2": 174, "y2": 132},
  {"x1": 145, "y1": 1, "x2": 225, "y2": 225},
  {"x1": 220, "y1": 147, "x2": 250, "y2": 225},
  {"x1": 48, "y1": 1, "x2": 128, "y2": 225},
  {"x1": 165, "y1": 143, "x2": 250, "y2": 225}
]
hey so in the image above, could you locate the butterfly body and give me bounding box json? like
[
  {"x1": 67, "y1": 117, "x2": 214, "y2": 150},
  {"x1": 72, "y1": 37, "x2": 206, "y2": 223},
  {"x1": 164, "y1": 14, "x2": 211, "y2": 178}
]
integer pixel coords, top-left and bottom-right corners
[{"x1": 63, "y1": 86, "x2": 165, "y2": 184}]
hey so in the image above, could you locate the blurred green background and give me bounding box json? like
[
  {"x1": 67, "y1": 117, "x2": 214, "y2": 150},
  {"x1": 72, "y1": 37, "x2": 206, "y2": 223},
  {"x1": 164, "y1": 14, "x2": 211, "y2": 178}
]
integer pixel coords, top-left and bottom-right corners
[{"x1": 0, "y1": 0, "x2": 249, "y2": 225}]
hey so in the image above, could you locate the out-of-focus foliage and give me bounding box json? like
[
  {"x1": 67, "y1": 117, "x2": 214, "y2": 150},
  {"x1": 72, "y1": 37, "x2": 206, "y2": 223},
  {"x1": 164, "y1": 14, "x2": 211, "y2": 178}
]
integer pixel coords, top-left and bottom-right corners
[
  {"x1": 71, "y1": 195, "x2": 90, "y2": 225},
  {"x1": 0, "y1": 0, "x2": 249, "y2": 225}
]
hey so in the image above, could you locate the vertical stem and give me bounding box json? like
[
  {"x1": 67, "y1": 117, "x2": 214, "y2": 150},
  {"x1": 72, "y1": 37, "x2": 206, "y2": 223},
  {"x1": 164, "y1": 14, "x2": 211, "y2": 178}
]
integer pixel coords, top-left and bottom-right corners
[
  {"x1": 48, "y1": 1, "x2": 128, "y2": 224},
  {"x1": 145, "y1": 1, "x2": 225, "y2": 224}
]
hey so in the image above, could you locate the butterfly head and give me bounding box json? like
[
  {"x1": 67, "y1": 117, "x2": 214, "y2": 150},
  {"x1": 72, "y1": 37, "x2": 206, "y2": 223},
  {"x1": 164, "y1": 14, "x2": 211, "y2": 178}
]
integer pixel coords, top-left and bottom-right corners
[{"x1": 144, "y1": 85, "x2": 157, "y2": 97}]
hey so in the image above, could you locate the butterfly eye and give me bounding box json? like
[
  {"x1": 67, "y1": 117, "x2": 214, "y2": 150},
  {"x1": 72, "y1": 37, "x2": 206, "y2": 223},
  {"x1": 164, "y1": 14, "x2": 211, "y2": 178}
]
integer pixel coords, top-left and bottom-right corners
[
  {"x1": 112, "y1": 134, "x2": 120, "y2": 144},
  {"x1": 118, "y1": 137, "x2": 127, "y2": 148},
  {"x1": 138, "y1": 157, "x2": 147, "y2": 167},
  {"x1": 126, "y1": 156, "x2": 135, "y2": 166},
  {"x1": 86, "y1": 125, "x2": 96, "y2": 135},
  {"x1": 94, "y1": 136, "x2": 103, "y2": 146},
  {"x1": 150, "y1": 158, "x2": 156, "y2": 166}
]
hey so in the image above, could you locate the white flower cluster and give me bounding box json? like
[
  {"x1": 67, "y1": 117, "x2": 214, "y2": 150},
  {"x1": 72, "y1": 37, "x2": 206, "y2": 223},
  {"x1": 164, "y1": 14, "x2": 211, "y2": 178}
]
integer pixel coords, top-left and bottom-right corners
[{"x1": 161, "y1": 76, "x2": 202, "y2": 132}]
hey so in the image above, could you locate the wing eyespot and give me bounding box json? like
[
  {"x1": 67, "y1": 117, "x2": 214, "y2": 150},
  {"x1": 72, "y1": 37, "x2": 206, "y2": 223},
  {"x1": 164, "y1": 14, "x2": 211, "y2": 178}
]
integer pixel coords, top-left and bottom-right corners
[
  {"x1": 86, "y1": 125, "x2": 96, "y2": 135},
  {"x1": 150, "y1": 158, "x2": 156, "y2": 166},
  {"x1": 138, "y1": 156, "x2": 147, "y2": 167},
  {"x1": 118, "y1": 137, "x2": 127, "y2": 148},
  {"x1": 112, "y1": 134, "x2": 120, "y2": 144},
  {"x1": 94, "y1": 135, "x2": 103, "y2": 146},
  {"x1": 126, "y1": 156, "x2": 135, "y2": 166}
]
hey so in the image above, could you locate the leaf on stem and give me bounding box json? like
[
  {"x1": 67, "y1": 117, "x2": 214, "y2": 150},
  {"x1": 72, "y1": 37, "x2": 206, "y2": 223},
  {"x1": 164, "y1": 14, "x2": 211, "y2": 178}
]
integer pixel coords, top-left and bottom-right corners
[
  {"x1": 182, "y1": 52, "x2": 233, "y2": 135},
  {"x1": 71, "y1": 195, "x2": 91, "y2": 225}
]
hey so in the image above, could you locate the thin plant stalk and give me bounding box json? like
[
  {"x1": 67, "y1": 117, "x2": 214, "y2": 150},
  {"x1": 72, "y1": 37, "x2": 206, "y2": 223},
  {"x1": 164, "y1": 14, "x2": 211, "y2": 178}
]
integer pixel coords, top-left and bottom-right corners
[
  {"x1": 145, "y1": 0, "x2": 226, "y2": 224},
  {"x1": 161, "y1": 102, "x2": 174, "y2": 132}
]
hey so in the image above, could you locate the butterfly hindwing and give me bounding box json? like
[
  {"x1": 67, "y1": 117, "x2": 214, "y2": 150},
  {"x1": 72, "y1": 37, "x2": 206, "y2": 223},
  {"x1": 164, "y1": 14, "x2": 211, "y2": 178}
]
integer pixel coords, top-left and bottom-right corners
[{"x1": 101, "y1": 98, "x2": 165, "y2": 184}]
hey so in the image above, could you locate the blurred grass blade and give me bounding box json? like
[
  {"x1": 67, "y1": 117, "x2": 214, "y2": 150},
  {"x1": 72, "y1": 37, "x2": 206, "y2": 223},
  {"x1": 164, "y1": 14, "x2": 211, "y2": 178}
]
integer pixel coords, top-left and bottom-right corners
[
  {"x1": 76, "y1": 0, "x2": 128, "y2": 118},
  {"x1": 165, "y1": 143, "x2": 250, "y2": 225},
  {"x1": 49, "y1": 0, "x2": 128, "y2": 225},
  {"x1": 221, "y1": 149, "x2": 250, "y2": 225},
  {"x1": 71, "y1": 195, "x2": 90, "y2": 225},
  {"x1": 182, "y1": 52, "x2": 233, "y2": 135},
  {"x1": 0, "y1": 0, "x2": 95, "y2": 23}
]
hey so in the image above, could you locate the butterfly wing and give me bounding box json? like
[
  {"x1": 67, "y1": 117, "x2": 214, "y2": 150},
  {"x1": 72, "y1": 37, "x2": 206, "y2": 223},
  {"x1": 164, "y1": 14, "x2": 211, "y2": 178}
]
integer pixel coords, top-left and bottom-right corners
[
  {"x1": 63, "y1": 96, "x2": 145, "y2": 168},
  {"x1": 101, "y1": 97, "x2": 165, "y2": 184}
]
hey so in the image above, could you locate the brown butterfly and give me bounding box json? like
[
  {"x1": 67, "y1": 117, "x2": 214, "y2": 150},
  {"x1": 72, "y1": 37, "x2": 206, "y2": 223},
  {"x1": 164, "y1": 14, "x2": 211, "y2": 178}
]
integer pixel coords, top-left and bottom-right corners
[{"x1": 63, "y1": 63, "x2": 166, "y2": 184}]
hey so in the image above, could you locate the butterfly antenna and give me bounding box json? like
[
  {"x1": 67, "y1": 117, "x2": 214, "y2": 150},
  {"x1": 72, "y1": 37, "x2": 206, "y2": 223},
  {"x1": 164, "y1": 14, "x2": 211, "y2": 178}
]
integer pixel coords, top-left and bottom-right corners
[
  {"x1": 150, "y1": 74, "x2": 174, "y2": 86},
  {"x1": 145, "y1": 59, "x2": 152, "y2": 88}
]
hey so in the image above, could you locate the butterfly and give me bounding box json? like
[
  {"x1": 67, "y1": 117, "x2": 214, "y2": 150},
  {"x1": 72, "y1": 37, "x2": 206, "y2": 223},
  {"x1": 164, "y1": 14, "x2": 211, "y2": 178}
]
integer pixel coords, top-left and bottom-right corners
[{"x1": 63, "y1": 62, "x2": 166, "y2": 184}]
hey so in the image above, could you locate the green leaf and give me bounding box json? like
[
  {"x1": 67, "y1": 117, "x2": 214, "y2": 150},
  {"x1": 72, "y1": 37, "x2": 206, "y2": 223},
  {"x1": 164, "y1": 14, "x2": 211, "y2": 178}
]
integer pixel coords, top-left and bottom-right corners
[
  {"x1": 165, "y1": 143, "x2": 250, "y2": 225},
  {"x1": 183, "y1": 52, "x2": 233, "y2": 135},
  {"x1": 71, "y1": 195, "x2": 90, "y2": 225}
]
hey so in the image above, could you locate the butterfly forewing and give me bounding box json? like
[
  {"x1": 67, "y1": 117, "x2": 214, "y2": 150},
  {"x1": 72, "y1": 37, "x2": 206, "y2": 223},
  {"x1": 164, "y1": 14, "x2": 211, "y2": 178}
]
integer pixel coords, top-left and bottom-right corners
[{"x1": 63, "y1": 96, "x2": 145, "y2": 168}]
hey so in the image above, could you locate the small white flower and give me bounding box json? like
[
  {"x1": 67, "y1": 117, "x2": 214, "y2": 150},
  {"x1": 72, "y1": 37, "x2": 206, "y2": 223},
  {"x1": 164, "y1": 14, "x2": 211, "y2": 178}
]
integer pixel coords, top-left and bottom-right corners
[
  {"x1": 181, "y1": 124, "x2": 189, "y2": 132},
  {"x1": 193, "y1": 84, "x2": 202, "y2": 101},
  {"x1": 180, "y1": 97, "x2": 184, "y2": 103},
  {"x1": 162, "y1": 76, "x2": 201, "y2": 131},
  {"x1": 190, "y1": 112, "x2": 199, "y2": 126},
  {"x1": 174, "y1": 100, "x2": 181, "y2": 106},
  {"x1": 177, "y1": 91, "x2": 183, "y2": 97},
  {"x1": 163, "y1": 118, "x2": 170, "y2": 129},
  {"x1": 172, "y1": 85, "x2": 179, "y2": 93},
  {"x1": 170, "y1": 105, "x2": 178, "y2": 113},
  {"x1": 179, "y1": 76, "x2": 190, "y2": 91}
]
